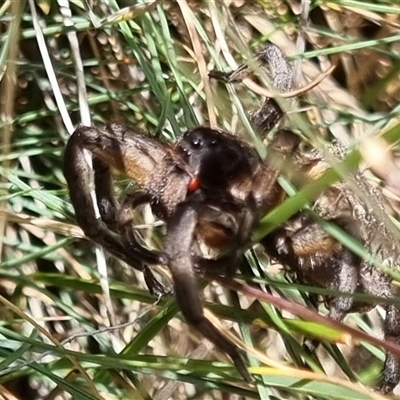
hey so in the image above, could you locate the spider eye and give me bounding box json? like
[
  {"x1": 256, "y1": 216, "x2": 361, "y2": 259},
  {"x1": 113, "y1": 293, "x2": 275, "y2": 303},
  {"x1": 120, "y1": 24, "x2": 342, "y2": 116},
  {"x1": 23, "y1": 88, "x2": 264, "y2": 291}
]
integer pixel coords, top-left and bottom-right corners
[{"x1": 191, "y1": 138, "x2": 202, "y2": 148}]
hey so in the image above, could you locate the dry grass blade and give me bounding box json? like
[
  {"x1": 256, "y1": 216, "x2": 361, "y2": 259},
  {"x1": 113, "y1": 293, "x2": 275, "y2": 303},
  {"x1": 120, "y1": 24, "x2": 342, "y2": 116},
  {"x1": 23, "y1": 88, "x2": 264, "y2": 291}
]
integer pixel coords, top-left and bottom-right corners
[{"x1": 178, "y1": 0, "x2": 217, "y2": 128}]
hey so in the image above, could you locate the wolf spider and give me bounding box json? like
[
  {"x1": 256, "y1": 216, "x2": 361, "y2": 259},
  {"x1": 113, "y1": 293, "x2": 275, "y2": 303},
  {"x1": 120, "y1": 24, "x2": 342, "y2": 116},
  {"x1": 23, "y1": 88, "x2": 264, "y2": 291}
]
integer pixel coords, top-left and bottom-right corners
[{"x1": 64, "y1": 44, "x2": 400, "y2": 393}]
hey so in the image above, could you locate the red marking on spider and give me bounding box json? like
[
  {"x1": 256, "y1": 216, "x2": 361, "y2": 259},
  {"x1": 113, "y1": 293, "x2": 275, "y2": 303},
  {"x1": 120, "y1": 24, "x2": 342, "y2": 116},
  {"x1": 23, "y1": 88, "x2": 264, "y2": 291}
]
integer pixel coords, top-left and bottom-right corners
[{"x1": 187, "y1": 177, "x2": 200, "y2": 193}]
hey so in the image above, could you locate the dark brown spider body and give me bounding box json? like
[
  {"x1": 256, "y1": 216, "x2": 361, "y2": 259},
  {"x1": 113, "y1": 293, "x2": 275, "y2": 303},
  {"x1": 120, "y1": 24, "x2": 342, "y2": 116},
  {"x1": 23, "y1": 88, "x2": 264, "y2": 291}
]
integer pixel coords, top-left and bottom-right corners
[
  {"x1": 64, "y1": 44, "x2": 400, "y2": 393},
  {"x1": 64, "y1": 122, "x2": 292, "y2": 381}
]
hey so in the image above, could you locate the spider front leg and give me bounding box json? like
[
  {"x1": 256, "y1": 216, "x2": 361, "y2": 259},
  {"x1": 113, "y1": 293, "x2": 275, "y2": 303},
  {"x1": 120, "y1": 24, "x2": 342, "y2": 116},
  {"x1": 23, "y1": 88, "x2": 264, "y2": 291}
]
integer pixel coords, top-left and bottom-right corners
[
  {"x1": 93, "y1": 157, "x2": 169, "y2": 294},
  {"x1": 64, "y1": 125, "x2": 185, "y2": 294},
  {"x1": 64, "y1": 130, "x2": 130, "y2": 261},
  {"x1": 117, "y1": 190, "x2": 172, "y2": 296},
  {"x1": 164, "y1": 201, "x2": 252, "y2": 382}
]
